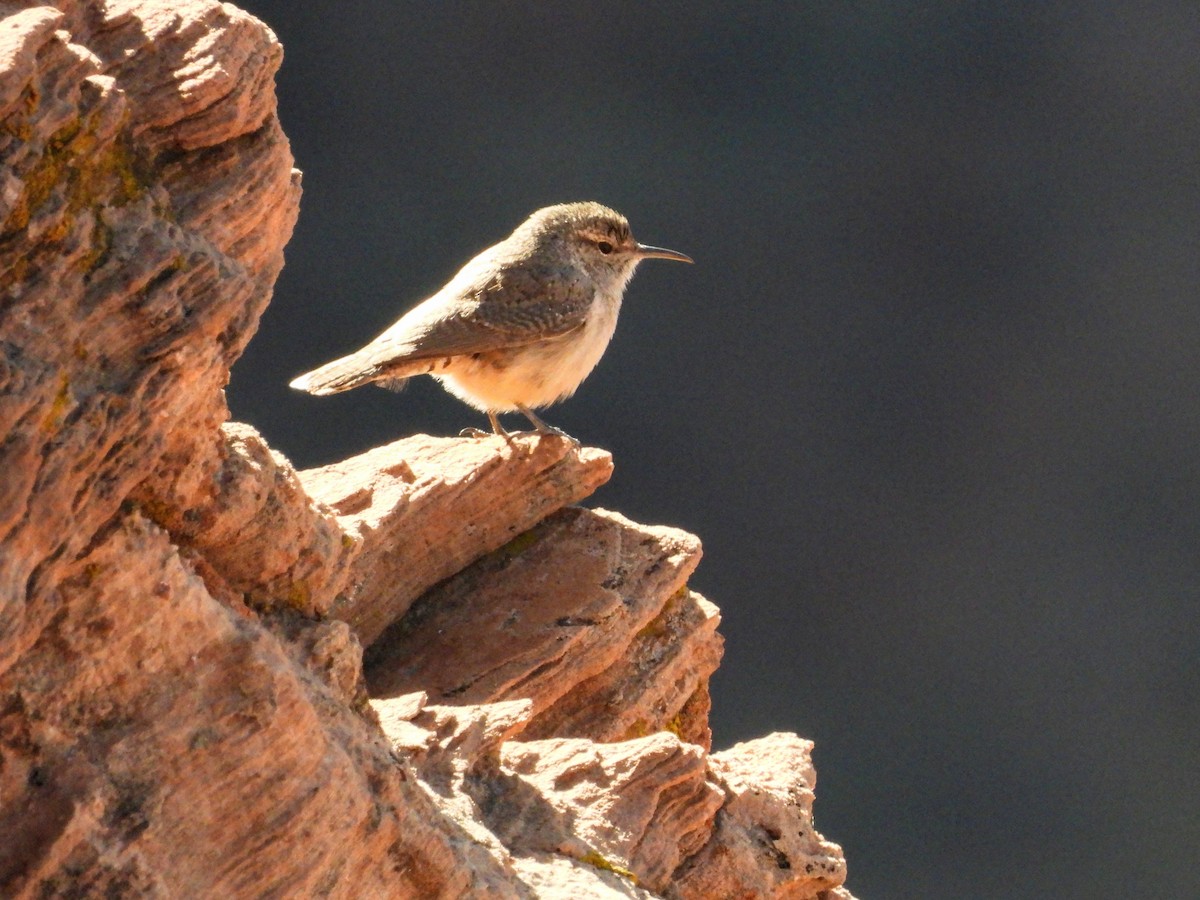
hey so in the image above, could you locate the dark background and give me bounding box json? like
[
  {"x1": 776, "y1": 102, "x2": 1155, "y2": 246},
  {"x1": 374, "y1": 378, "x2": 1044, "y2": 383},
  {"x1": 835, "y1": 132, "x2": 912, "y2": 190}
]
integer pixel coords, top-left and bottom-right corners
[{"x1": 228, "y1": 3, "x2": 1199, "y2": 897}]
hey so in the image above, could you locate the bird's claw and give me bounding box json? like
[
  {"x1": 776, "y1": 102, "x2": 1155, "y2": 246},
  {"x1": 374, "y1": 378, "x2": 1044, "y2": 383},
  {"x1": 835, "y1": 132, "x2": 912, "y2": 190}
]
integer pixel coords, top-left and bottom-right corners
[
  {"x1": 535, "y1": 425, "x2": 581, "y2": 449},
  {"x1": 515, "y1": 405, "x2": 580, "y2": 448}
]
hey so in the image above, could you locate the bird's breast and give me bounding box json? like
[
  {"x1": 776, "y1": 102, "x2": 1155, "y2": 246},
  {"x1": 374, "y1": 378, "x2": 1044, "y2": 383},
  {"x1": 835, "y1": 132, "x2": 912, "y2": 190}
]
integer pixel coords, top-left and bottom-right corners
[{"x1": 436, "y1": 290, "x2": 622, "y2": 411}]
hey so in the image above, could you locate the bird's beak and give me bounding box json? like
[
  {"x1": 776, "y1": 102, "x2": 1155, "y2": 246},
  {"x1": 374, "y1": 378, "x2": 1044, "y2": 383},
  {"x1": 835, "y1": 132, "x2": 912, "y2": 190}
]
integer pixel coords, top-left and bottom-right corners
[{"x1": 634, "y1": 243, "x2": 694, "y2": 264}]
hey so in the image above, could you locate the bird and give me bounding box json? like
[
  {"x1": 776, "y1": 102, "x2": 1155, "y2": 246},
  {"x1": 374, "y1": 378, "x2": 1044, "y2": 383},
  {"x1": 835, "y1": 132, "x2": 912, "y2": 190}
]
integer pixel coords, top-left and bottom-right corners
[{"x1": 288, "y1": 201, "x2": 692, "y2": 440}]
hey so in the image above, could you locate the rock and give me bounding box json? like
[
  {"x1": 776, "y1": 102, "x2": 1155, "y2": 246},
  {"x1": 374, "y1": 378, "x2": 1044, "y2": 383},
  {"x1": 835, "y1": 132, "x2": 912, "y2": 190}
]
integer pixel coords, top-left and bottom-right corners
[
  {"x1": 520, "y1": 587, "x2": 722, "y2": 750},
  {"x1": 0, "y1": 0, "x2": 299, "y2": 673},
  {"x1": 133, "y1": 422, "x2": 355, "y2": 618},
  {"x1": 364, "y1": 506, "x2": 721, "y2": 748},
  {"x1": 131, "y1": 420, "x2": 614, "y2": 633},
  {"x1": 0, "y1": 511, "x2": 521, "y2": 898},
  {"x1": 371, "y1": 697, "x2": 717, "y2": 897},
  {"x1": 497, "y1": 735, "x2": 725, "y2": 893},
  {"x1": 669, "y1": 734, "x2": 849, "y2": 900},
  {"x1": 300, "y1": 432, "x2": 613, "y2": 646},
  {"x1": 0, "y1": 2, "x2": 854, "y2": 898}
]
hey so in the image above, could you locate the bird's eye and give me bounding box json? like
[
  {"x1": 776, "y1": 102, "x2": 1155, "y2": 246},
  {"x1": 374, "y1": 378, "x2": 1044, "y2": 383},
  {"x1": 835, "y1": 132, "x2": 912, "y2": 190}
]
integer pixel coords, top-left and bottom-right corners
[{"x1": 596, "y1": 241, "x2": 613, "y2": 255}]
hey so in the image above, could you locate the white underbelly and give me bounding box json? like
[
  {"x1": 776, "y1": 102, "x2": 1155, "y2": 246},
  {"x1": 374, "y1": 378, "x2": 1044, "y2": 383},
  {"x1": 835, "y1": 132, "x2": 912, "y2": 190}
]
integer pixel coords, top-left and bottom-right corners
[{"x1": 436, "y1": 294, "x2": 621, "y2": 412}]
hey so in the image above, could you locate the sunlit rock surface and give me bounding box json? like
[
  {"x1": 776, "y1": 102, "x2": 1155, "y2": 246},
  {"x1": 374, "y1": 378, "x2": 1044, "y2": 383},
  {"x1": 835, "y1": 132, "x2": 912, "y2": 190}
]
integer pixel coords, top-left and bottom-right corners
[{"x1": 0, "y1": 2, "x2": 852, "y2": 897}]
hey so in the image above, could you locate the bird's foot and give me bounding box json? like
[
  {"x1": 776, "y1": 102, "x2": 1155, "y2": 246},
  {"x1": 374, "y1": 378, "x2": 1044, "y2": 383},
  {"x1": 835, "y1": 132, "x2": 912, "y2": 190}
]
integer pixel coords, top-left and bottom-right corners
[
  {"x1": 460, "y1": 426, "x2": 516, "y2": 444},
  {"x1": 515, "y1": 404, "x2": 580, "y2": 448},
  {"x1": 462, "y1": 412, "x2": 516, "y2": 443},
  {"x1": 533, "y1": 423, "x2": 581, "y2": 448}
]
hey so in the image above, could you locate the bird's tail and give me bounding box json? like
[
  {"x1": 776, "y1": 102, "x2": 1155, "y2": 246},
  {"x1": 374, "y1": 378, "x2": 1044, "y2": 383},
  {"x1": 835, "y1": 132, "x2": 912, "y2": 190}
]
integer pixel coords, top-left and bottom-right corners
[
  {"x1": 289, "y1": 351, "x2": 391, "y2": 396},
  {"x1": 289, "y1": 339, "x2": 448, "y2": 395}
]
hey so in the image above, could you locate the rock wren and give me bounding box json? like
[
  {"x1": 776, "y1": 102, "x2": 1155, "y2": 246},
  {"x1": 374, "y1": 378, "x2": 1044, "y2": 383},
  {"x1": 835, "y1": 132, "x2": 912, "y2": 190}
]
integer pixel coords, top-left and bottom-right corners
[{"x1": 289, "y1": 201, "x2": 692, "y2": 438}]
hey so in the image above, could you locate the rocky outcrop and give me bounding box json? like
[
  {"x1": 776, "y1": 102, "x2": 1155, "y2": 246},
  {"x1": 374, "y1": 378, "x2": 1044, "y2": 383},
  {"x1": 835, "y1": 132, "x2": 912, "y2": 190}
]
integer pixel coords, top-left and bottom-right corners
[
  {"x1": 0, "y1": 2, "x2": 853, "y2": 897},
  {"x1": 303, "y1": 434, "x2": 614, "y2": 646},
  {"x1": 365, "y1": 505, "x2": 721, "y2": 750}
]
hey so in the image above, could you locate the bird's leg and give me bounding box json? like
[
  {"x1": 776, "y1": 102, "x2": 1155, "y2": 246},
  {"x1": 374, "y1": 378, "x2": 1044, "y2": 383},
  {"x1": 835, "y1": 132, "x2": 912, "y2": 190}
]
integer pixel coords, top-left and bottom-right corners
[
  {"x1": 460, "y1": 411, "x2": 512, "y2": 441},
  {"x1": 489, "y1": 411, "x2": 512, "y2": 439},
  {"x1": 517, "y1": 404, "x2": 580, "y2": 446}
]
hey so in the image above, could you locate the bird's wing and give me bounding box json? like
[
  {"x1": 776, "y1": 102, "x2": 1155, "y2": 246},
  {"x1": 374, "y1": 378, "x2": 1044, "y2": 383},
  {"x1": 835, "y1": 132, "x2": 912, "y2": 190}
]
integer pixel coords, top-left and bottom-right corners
[
  {"x1": 368, "y1": 262, "x2": 593, "y2": 364},
  {"x1": 291, "y1": 259, "x2": 594, "y2": 394}
]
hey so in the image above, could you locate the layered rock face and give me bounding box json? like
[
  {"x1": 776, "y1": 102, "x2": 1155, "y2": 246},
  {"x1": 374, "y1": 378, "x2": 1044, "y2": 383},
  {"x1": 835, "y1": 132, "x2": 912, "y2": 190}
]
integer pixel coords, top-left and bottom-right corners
[{"x1": 0, "y1": 2, "x2": 853, "y2": 897}]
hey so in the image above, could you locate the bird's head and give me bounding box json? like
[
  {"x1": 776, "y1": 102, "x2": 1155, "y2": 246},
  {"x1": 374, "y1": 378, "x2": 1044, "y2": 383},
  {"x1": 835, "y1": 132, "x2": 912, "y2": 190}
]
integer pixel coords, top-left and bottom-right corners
[{"x1": 515, "y1": 202, "x2": 692, "y2": 287}]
